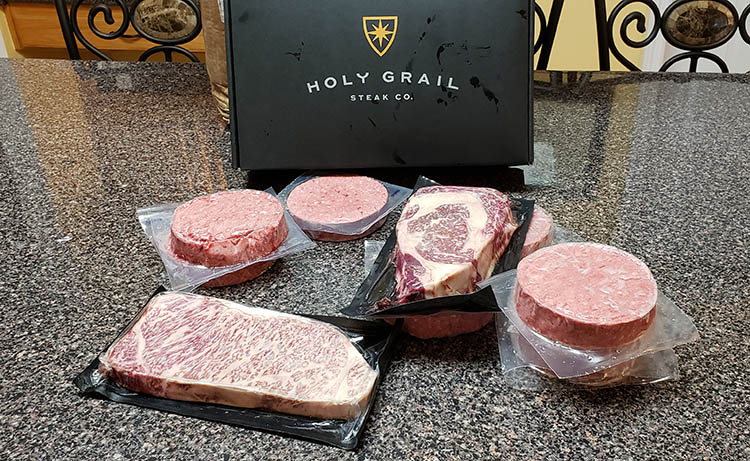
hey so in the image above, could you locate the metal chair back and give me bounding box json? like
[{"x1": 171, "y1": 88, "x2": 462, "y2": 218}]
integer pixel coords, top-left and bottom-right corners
[
  {"x1": 598, "y1": 0, "x2": 750, "y2": 72},
  {"x1": 53, "y1": 0, "x2": 202, "y2": 62}
]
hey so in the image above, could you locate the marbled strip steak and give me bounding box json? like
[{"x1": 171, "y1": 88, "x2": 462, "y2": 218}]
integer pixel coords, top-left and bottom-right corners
[{"x1": 99, "y1": 292, "x2": 378, "y2": 420}]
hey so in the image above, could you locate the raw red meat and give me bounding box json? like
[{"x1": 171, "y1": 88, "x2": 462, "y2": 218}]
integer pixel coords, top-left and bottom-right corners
[
  {"x1": 170, "y1": 190, "x2": 288, "y2": 286},
  {"x1": 201, "y1": 260, "x2": 275, "y2": 287},
  {"x1": 520, "y1": 206, "x2": 554, "y2": 259},
  {"x1": 99, "y1": 292, "x2": 378, "y2": 420},
  {"x1": 287, "y1": 176, "x2": 388, "y2": 241},
  {"x1": 399, "y1": 313, "x2": 495, "y2": 339},
  {"x1": 393, "y1": 186, "x2": 517, "y2": 338},
  {"x1": 515, "y1": 243, "x2": 658, "y2": 348}
]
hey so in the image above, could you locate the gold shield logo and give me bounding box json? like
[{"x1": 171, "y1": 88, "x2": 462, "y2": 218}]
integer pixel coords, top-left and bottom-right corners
[{"x1": 363, "y1": 16, "x2": 398, "y2": 56}]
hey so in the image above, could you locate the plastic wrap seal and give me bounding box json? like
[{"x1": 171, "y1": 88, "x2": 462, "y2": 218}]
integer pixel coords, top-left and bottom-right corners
[
  {"x1": 278, "y1": 172, "x2": 412, "y2": 241},
  {"x1": 363, "y1": 240, "x2": 386, "y2": 277},
  {"x1": 496, "y1": 314, "x2": 680, "y2": 390},
  {"x1": 341, "y1": 176, "x2": 534, "y2": 319},
  {"x1": 73, "y1": 287, "x2": 399, "y2": 450},
  {"x1": 479, "y1": 261, "x2": 699, "y2": 380},
  {"x1": 137, "y1": 188, "x2": 315, "y2": 291}
]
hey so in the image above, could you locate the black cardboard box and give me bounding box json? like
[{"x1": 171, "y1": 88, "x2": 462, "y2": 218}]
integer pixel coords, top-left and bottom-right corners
[{"x1": 225, "y1": 0, "x2": 533, "y2": 170}]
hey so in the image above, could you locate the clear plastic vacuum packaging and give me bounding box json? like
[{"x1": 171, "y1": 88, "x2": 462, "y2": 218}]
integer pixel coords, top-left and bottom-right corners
[
  {"x1": 278, "y1": 172, "x2": 411, "y2": 242},
  {"x1": 137, "y1": 189, "x2": 314, "y2": 290},
  {"x1": 74, "y1": 289, "x2": 399, "y2": 449}
]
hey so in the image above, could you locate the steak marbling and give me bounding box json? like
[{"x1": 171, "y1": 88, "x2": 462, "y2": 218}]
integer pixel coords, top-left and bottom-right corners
[
  {"x1": 393, "y1": 186, "x2": 518, "y2": 338},
  {"x1": 99, "y1": 292, "x2": 378, "y2": 420}
]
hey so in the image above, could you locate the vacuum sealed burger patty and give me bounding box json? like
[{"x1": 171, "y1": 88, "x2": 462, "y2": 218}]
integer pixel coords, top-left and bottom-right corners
[
  {"x1": 169, "y1": 190, "x2": 288, "y2": 286},
  {"x1": 171, "y1": 189, "x2": 288, "y2": 266},
  {"x1": 286, "y1": 175, "x2": 389, "y2": 241},
  {"x1": 99, "y1": 292, "x2": 378, "y2": 420},
  {"x1": 515, "y1": 242, "x2": 658, "y2": 348},
  {"x1": 520, "y1": 206, "x2": 554, "y2": 259}
]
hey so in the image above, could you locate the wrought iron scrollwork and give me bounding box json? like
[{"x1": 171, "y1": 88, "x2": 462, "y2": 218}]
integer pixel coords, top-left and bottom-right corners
[
  {"x1": 65, "y1": 0, "x2": 201, "y2": 62},
  {"x1": 70, "y1": 0, "x2": 130, "y2": 60},
  {"x1": 740, "y1": 3, "x2": 750, "y2": 45},
  {"x1": 534, "y1": 2, "x2": 547, "y2": 53},
  {"x1": 138, "y1": 45, "x2": 199, "y2": 62},
  {"x1": 606, "y1": 0, "x2": 741, "y2": 72},
  {"x1": 659, "y1": 50, "x2": 728, "y2": 72},
  {"x1": 534, "y1": 0, "x2": 564, "y2": 71},
  {"x1": 607, "y1": 0, "x2": 661, "y2": 71}
]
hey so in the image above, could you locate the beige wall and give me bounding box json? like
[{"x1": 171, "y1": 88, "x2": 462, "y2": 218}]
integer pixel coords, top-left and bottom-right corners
[
  {"x1": 0, "y1": 9, "x2": 15, "y2": 58},
  {"x1": 535, "y1": 0, "x2": 647, "y2": 71}
]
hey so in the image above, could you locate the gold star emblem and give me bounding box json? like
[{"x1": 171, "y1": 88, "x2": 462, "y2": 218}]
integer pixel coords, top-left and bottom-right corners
[
  {"x1": 362, "y1": 16, "x2": 398, "y2": 56},
  {"x1": 368, "y1": 20, "x2": 394, "y2": 48}
]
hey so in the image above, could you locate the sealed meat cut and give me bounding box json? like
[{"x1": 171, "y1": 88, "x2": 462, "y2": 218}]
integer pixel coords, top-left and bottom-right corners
[
  {"x1": 170, "y1": 190, "x2": 288, "y2": 286},
  {"x1": 399, "y1": 312, "x2": 495, "y2": 339},
  {"x1": 515, "y1": 243, "x2": 658, "y2": 348},
  {"x1": 394, "y1": 186, "x2": 518, "y2": 338},
  {"x1": 520, "y1": 206, "x2": 554, "y2": 259},
  {"x1": 99, "y1": 292, "x2": 378, "y2": 420},
  {"x1": 201, "y1": 260, "x2": 275, "y2": 287},
  {"x1": 395, "y1": 186, "x2": 518, "y2": 301},
  {"x1": 286, "y1": 176, "x2": 389, "y2": 241},
  {"x1": 171, "y1": 190, "x2": 287, "y2": 266}
]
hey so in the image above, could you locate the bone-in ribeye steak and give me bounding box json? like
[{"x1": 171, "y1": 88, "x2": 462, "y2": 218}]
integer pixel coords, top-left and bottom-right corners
[
  {"x1": 99, "y1": 292, "x2": 378, "y2": 420},
  {"x1": 393, "y1": 186, "x2": 518, "y2": 338}
]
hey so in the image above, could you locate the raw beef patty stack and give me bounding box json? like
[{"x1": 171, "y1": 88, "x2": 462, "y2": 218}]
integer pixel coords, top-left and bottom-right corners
[
  {"x1": 170, "y1": 190, "x2": 287, "y2": 287},
  {"x1": 515, "y1": 242, "x2": 658, "y2": 348},
  {"x1": 286, "y1": 176, "x2": 389, "y2": 241}
]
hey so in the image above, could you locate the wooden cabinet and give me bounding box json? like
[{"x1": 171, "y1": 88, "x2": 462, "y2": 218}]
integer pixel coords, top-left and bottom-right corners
[{"x1": 4, "y1": 2, "x2": 205, "y2": 58}]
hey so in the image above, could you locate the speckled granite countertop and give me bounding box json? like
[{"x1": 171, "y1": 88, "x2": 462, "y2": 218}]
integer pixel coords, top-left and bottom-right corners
[{"x1": 1, "y1": 59, "x2": 747, "y2": 459}]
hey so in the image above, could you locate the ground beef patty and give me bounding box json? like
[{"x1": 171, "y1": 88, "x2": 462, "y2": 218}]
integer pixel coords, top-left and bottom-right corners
[
  {"x1": 287, "y1": 176, "x2": 388, "y2": 241},
  {"x1": 170, "y1": 190, "x2": 288, "y2": 286},
  {"x1": 515, "y1": 243, "x2": 657, "y2": 349},
  {"x1": 520, "y1": 206, "x2": 554, "y2": 259},
  {"x1": 201, "y1": 260, "x2": 276, "y2": 287}
]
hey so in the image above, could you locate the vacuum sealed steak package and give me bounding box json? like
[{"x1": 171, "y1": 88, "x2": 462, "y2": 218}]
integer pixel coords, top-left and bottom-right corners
[
  {"x1": 74, "y1": 289, "x2": 399, "y2": 450},
  {"x1": 137, "y1": 189, "x2": 315, "y2": 290},
  {"x1": 278, "y1": 173, "x2": 411, "y2": 242},
  {"x1": 343, "y1": 176, "x2": 534, "y2": 339},
  {"x1": 520, "y1": 206, "x2": 554, "y2": 259},
  {"x1": 479, "y1": 242, "x2": 699, "y2": 379},
  {"x1": 496, "y1": 315, "x2": 680, "y2": 391}
]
